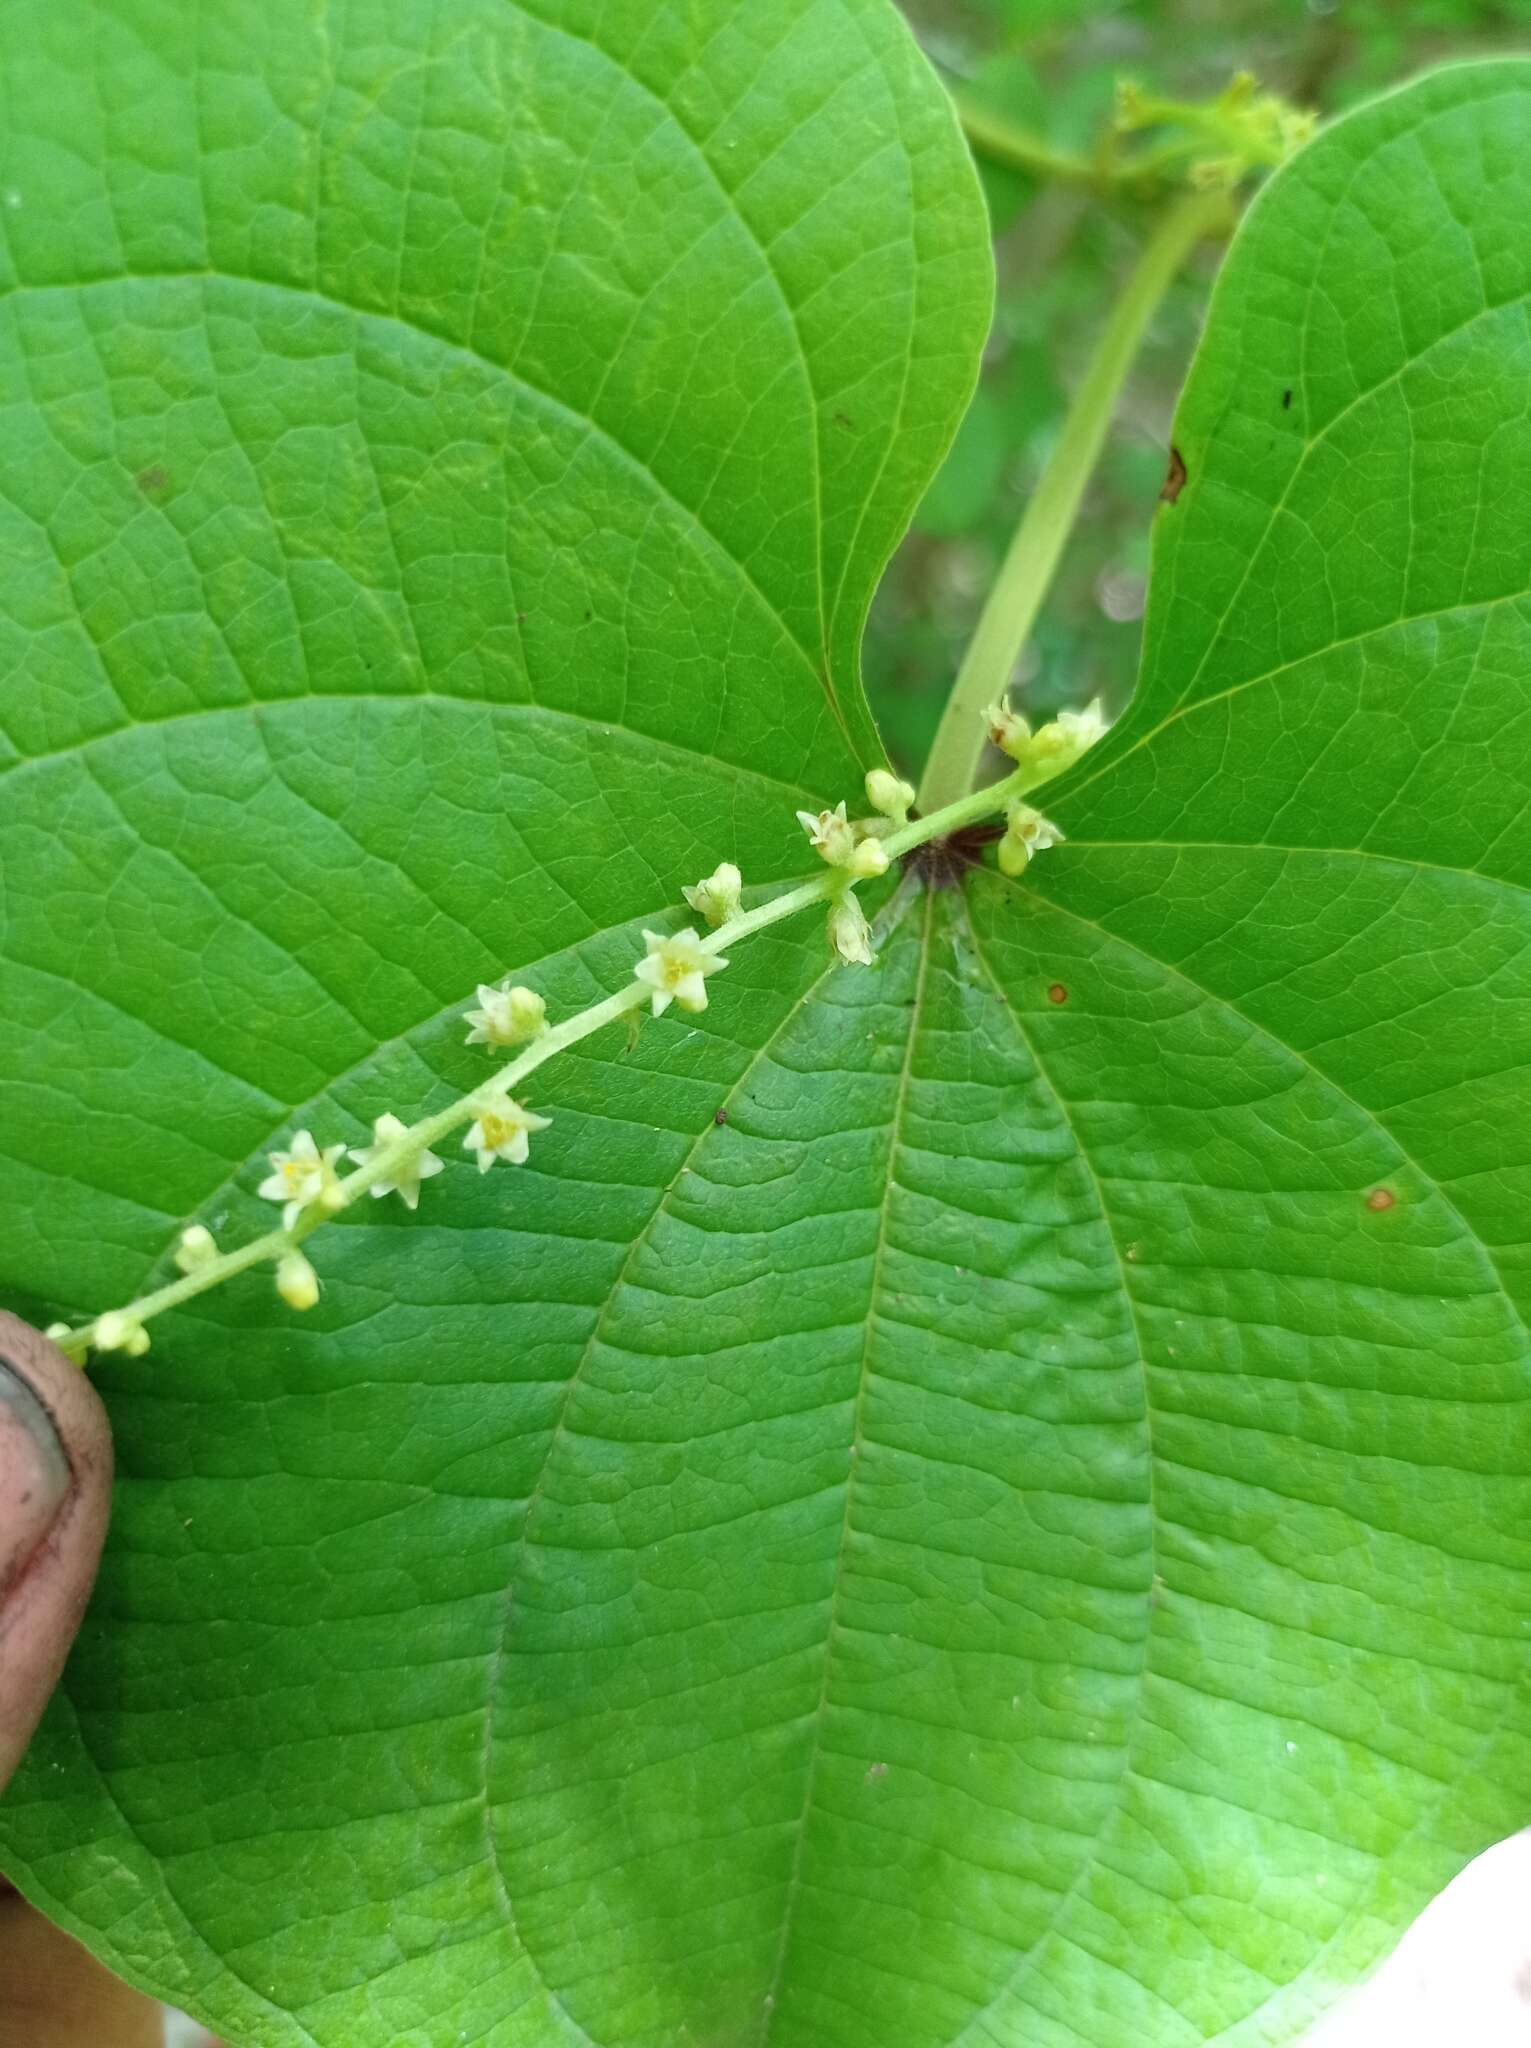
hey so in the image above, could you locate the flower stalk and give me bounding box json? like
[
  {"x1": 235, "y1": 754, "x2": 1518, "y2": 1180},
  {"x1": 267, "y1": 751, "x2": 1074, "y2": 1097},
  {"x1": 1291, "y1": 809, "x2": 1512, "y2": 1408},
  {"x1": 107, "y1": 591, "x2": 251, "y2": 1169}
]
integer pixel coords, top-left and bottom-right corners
[
  {"x1": 914, "y1": 185, "x2": 1229, "y2": 814},
  {"x1": 50, "y1": 762, "x2": 1048, "y2": 1365}
]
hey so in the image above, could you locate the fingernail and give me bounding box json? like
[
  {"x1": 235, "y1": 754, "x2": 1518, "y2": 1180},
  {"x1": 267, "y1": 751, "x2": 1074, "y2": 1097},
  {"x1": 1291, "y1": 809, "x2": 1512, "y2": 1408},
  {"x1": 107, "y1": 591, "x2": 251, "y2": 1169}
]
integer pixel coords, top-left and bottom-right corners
[{"x1": 0, "y1": 1352, "x2": 71, "y2": 1604}]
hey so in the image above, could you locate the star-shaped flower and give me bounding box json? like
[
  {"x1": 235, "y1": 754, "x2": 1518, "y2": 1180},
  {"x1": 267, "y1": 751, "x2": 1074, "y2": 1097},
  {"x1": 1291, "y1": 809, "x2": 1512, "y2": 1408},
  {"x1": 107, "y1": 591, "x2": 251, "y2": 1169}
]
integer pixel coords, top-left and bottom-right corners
[
  {"x1": 258, "y1": 1130, "x2": 347, "y2": 1230},
  {"x1": 349, "y1": 1113, "x2": 446, "y2": 1210},
  {"x1": 795, "y1": 801, "x2": 857, "y2": 867},
  {"x1": 463, "y1": 1095, "x2": 552, "y2": 1173},
  {"x1": 633, "y1": 928, "x2": 727, "y2": 1016}
]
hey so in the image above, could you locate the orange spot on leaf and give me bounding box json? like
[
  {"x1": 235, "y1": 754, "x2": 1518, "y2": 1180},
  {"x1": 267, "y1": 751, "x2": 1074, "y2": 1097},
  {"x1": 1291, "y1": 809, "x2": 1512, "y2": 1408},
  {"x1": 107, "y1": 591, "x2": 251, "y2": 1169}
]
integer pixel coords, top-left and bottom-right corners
[{"x1": 1366, "y1": 1187, "x2": 1396, "y2": 1212}]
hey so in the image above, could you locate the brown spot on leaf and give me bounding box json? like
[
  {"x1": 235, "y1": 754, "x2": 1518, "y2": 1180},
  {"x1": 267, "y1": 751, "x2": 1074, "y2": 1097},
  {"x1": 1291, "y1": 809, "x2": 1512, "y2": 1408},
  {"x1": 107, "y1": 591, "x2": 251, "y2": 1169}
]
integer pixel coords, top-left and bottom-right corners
[
  {"x1": 1046, "y1": 983, "x2": 1068, "y2": 1005},
  {"x1": 865, "y1": 1761, "x2": 888, "y2": 1782},
  {"x1": 713, "y1": 1108, "x2": 727, "y2": 1126},
  {"x1": 1159, "y1": 446, "x2": 1187, "y2": 504},
  {"x1": 1366, "y1": 1187, "x2": 1396, "y2": 1212},
  {"x1": 134, "y1": 465, "x2": 168, "y2": 496}
]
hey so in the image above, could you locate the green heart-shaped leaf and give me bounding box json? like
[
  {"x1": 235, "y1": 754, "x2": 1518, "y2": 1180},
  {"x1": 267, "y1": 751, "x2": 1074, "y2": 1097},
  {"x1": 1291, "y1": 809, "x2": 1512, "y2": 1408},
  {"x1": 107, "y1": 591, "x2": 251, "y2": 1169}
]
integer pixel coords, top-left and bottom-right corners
[{"x1": 2, "y1": 13, "x2": 1529, "y2": 2045}]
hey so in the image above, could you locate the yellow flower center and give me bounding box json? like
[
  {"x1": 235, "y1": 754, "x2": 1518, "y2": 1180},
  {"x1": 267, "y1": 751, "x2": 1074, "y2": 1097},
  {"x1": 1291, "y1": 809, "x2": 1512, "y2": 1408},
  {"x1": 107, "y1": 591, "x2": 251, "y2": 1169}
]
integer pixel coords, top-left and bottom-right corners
[{"x1": 479, "y1": 1113, "x2": 517, "y2": 1148}]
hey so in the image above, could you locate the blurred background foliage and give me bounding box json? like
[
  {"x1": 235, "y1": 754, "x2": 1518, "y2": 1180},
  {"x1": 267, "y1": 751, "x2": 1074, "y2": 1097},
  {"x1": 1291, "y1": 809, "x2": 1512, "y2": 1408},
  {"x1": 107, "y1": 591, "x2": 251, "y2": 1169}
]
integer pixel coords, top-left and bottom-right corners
[{"x1": 870, "y1": 0, "x2": 1531, "y2": 777}]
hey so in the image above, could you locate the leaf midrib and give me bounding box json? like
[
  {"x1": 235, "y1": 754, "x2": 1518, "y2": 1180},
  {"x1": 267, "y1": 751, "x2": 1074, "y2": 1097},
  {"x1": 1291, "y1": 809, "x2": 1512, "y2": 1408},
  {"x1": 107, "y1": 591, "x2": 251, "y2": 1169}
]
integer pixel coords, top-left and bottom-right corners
[
  {"x1": 758, "y1": 883, "x2": 932, "y2": 2044},
  {"x1": 476, "y1": 924, "x2": 862, "y2": 2043},
  {"x1": 943, "y1": 893, "x2": 1161, "y2": 2048}
]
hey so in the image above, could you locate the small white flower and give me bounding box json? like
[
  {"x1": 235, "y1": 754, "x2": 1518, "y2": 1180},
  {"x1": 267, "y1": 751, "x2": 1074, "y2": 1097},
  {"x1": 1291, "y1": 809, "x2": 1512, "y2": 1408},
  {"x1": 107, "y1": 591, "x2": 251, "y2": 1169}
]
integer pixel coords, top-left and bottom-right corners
[
  {"x1": 682, "y1": 861, "x2": 743, "y2": 929},
  {"x1": 348, "y1": 1113, "x2": 445, "y2": 1210},
  {"x1": 983, "y1": 694, "x2": 1031, "y2": 760},
  {"x1": 463, "y1": 1095, "x2": 552, "y2": 1173},
  {"x1": 998, "y1": 802, "x2": 1065, "y2": 877},
  {"x1": 276, "y1": 1250, "x2": 320, "y2": 1312},
  {"x1": 174, "y1": 1224, "x2": 218, "y2": 1273},
  {"x1": 828, "y1": 894, "x2": 875, "y2": 967},
  {"x1": 799, "y1": 799, "x2": 893, "y2": 876},
  {"x1": 796, "y1": 801, "x2": 857, "y2": 867},
  {"x1": 463, "y1": 982, "x2": 547, "y2": 1048},
  {"x1": 633, "y1": 928, "x2": 727, "y2": 1016},
  {"x1": 1056, "y1": 699, "x2": 1108, "y2": 751},
  {"x1": 258, "y1": 1130, "x2": 347, "y2": 1230},
  {"x1": 864, "y1": 768, "x2": 915, "y2": 824}
]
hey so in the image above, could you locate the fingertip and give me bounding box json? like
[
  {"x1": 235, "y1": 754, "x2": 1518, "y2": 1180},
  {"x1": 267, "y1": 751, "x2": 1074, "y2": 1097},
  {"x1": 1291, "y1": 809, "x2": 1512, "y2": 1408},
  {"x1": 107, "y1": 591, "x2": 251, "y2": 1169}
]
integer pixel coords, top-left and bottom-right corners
[{"x1": 0, "y1": 1313, "x2": 113, "y2": 1791}]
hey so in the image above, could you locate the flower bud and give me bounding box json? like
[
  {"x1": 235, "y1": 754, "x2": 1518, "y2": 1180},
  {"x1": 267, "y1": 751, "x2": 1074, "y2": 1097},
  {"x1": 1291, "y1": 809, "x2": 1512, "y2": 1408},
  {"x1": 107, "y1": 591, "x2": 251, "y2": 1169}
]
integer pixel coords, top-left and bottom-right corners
[
  {"x1": 982, "y1": 694, "x2": 1031, "y2": 761},
  {"x1": 464, "y1": 982, "x2": 547, "y2": 1048},
  {"x1": 94, "y1": 1310, "x2": 146, "y2": 1353},
  {"x1": 682, "y1": 861, "x2": 743, "y2": 929},
  {"x1": 828, "y1": 894, "x2": 875, "y2": 967},
  {"x1": 999, "y1": 801, "x2": 1065, "y2": 877},
  {"x1": 276, "y1": 1250, "x2": 320, "y2": 1312},
  {"x1": 846, "y1": 836, "x2": 889, "y2": 880},
  {"x1": 174, "y1": 1224, "x2": 218, "y2": 1273},
  {"x1": 864, "y1": 768, "x2": 914, "y2": 824}
]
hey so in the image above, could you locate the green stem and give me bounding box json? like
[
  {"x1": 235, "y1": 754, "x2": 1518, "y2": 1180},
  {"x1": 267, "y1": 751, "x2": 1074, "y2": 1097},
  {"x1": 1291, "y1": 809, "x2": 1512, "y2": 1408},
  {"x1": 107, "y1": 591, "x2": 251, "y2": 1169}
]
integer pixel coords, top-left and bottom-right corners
[
  {"x1": 914, "y1": 186, "x2": 1230, "y2": 816},
  {"x1": 52, "y1": 778, "x2": 1031, "y2": 1365},
  {"x1": 955, "y1": 97, "x2": 1178, "y2": 197},
  {"x1": 955, "y1": 99, "x2": 1114, "y2": 190}
]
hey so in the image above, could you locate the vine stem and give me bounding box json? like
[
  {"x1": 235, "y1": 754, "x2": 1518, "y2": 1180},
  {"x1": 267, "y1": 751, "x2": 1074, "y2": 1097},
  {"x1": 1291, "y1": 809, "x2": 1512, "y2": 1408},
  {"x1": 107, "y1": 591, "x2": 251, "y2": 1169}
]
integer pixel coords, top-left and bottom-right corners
[
  {"x1": 52, "y1": 769, "x2": 1031, "y2": 1364},
  {"x1": 914, "y1": 186, "x2": 1230, "y2": 817},
  {"x1": 956, "y1": 98, "x2": 1177, "y2": 196},
  {"x1": 955, "y1": 99, "x2": 1121, "y2": 191}
]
